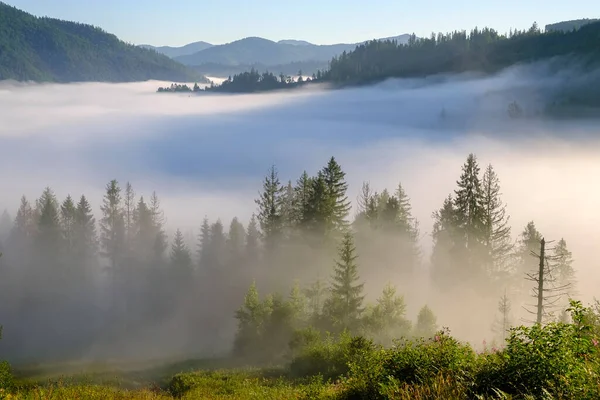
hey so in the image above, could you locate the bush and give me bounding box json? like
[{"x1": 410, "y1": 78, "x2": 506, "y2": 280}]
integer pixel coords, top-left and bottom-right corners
[
  {"x1": 340, "y1": 328, "x2": 476, "y2": 399},
  {"x1": 289, "y1": 332, "x2": 375, "y2": 380},
  {"x1": 0, "y1": 361, "x2": 13, "y2": 391}
]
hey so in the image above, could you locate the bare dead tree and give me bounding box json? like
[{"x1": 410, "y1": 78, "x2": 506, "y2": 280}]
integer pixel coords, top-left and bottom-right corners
[{"x1": 523, "y1": 238, "x2": 572, "y2": 325}]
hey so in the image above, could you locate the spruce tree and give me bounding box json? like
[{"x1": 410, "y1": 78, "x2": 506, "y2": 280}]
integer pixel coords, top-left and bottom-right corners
[
  {"x1": 149, "y1": 191, "x2": 168, "y2": 260},
  {"x1": 255, "y1": 165, "x2": 284, "y2": 252},
  {"x1": 430, "y1": 195, "x2": 460, "y2": 285},
  {"x1": 321, "y1": 157, "x2": 350, "y2": 232},
  {"x1": 99, "y1": 180, "x2": 125, "y2": 273},
  {"x1": 36, "y1": 187, "x2": 62, "y2": 262},
  {"x1": 365, "y1": 283, "x2": 411, "y2": 344},
  {"x1": 414, "y1": 305, "x2": 438, "y2": 338},
  {"x1": 227, "y1": 217, "x2": 246, "y2": 265},
  {"x1": 74, "y1": 195, "x2": 97, "y2": 264},
  {"x1": 133, "y1": 196, "x2": 154, "y2": 262},
  {"x1": 197, "y1": 216, "x2": 211, "y2": 267},
  {"x1": 325, "y1": 231, "x2": 364, "y2": 330},
  {"x1": 552, "y1": 238, "x2": 576, "y2": 300},
  {"x1": 280, "y1": 181, "x2": 296, "y2": 238},
  {"x1": 453, "y1": 154, "x2": 485, "y2": 269},
  {"x1": 515, "y1": 221, "x2": 542, "y2": 295},
  {"x1": 481, "y1": 164, "x2": 513, "y2": 282},
  {"x1": 209, "y1": 219, "x2": 227, "y2": 270},
  {"x1": 61, "y1": 195, "x2": 76, "y2": 256},
  {"x1": 170, "y1": 228, "x2": 193, "y2": 279},
  {"x1": 245, "y1": 214, "x2": 260, "y2": 264},
  {"x1": 293, "y1": 171, "x2": 313, "y2": 228},
  {"x1": 123, "y1": 182, "x2": 136, "y2": 248}
]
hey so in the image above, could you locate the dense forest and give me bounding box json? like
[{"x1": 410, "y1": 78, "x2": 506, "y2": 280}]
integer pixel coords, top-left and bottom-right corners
[
  {"x1": 0, "y1": 2, "x2": 204, "y2": 83},
  {"x1": 0, "y1": 154, "x2": 577, "y2": 368}
]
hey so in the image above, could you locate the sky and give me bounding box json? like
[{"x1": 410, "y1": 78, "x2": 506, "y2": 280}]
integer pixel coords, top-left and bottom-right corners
[{"x1": 5, "y1": 0, "x2": 599, "y2": 46}]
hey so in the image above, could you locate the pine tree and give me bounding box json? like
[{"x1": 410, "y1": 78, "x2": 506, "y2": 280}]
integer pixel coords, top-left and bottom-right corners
[
  {"x1": 492, "y1": 292, "x2": 512, "y2": 341},
  {"x1": 293, "y1": 171, "x2": 313, "y2": 228},
  {"x1": 99, "y1": 180, "x2": 125, "y2": 273},
  {"x1": 430, "y1": 195, "x2": 460, "y2": 285},
  {"x1": 245, "y1": 214, "x2": 260, "y2": 264},
  {"x1": 170, "y1": 228, "x2": 192, "y2": 279},
  {"x1": 515, "y1": 221, "x2": 542, "y2": 295},
  {"x1": 209, "y1": 219, "x2": 227, "y2": 270},
  {"x1": 280, "y1": 181, "x2": 296, "y2": 238},
  {"x1": 123, "y1": 182, "x2": 136, "y2": 248},
  {"x1": 255, "y1": 165, "x2": 284, "y2": 252},
  {"x1": 227, "y1": 217, "x2": 246, "y2": 264},
  {"x1": 325, "y1": 231, "x2": 364, "y2": 330},
  {"x1": 149, "y1": 191, "x2": 168, "y2": 260},
  {"x1": 36, "y1": 187, "x2": 62, "y2": 260},
  {"x1": 552, "y1": 238, "x2": 576, "y2": 300},
  {"x1": 453, "y1": 154, "x2": 485, "y2": 270},
  {"x1": 197, "y1": 216, "x2": 211, "y2": 267},
  {"x1": 321, "y1": 157, "x2": 350, "y2": 232},
  {"x1": 61, "y1": 195, "x2": 77, "y2": 256},
  {"x1": 481, "y1": 164, "x2": 513, "y2": 282},
  {"x1": 74, "y1": 195, "x2": 97, "y2": 264},
  {"x1": 133, "y1": 196, "x2": 154, "y2": 262},
  {"x1": 414, "y1": 305, "x2": 438, "y2": 338},
  {"x1": 304, "y1": 278, "x2": 328, "y2": 320},
  {"x1": 10, "y1": 196, "x2": 36, "y2": 244},
  {"x1": 365, "y1": 283, "x2": 412, "y2": 344}
]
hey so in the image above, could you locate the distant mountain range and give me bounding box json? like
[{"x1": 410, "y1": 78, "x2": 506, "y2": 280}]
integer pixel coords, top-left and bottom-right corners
[
  {"x1": 0, "y1": 2, "x2": 204, "y2": 83},
  {"x1": 141, "y1": 34, "x2": 411, "y2": 77}
]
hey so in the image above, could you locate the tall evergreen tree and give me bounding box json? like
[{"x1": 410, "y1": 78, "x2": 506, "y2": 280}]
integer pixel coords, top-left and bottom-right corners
[
  {"x1": 481, "y1": 164, "x2": 513, "y2": 282},
  {"x1": 170, "y1": 228, "x2": 192, "y2": 279},
  {"x1": 99, "y1": 180, "x2": 125, "y2": 273},
  {"x1": 227, "y1": 217, "x2": 246, "y2": 265},
  {"x1": 123, "y1": 182, "x2": 136, "y2": 248},
  {"x1": 149, "y1": 191, "x2": 168, "y2": 261},
  {"x1": 515, "y1": 221, "x2": 542, "y2": 296},
  {"x1": 61, "y1": 195, "x2": 77, "y2": 257},
  {"x1": 325, "y1": 231, "x2": 364, "y2": 330},
  {"x1": 414, "y1": 305, "x2": 438, "y2": 338},
  {"x1": 552, "y1": 238, "x2": 576, "y2": 300},
  {"x1": 197, "y1": 216, "x2": 211, "y2": 267},
  {"x1": 293, "y1": 171, "x2": 313, "y2": 228},
  {"x1": 430, "y1": 195, "x2": 460, "y2": 285},
  {"x1": 255, "y1": 165, "x2": 284, "y2": 252},
  {"x1": 321, "y1": 157, "x2": 351, "y2": 232},
  {"x1": 36, "y1": 187, "x2": 62, "y2": 261},
  {"x1": 454, "y1": 154, "x2": 485, "y2": 258},
  {"x1": 245, "y1": 214, "x2": 260, "y2": 264},
  {"x1": 74, "y1": 195, "x2": 97, "y2": 266}
]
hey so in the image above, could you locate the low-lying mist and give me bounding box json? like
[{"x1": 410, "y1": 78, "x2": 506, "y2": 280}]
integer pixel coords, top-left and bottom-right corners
[{"x1": 1, "y1": 60, "x2": 599, "y2": 366}]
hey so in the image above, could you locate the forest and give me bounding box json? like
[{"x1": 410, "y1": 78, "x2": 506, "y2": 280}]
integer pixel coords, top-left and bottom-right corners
[
  {"x1": 0, "y1": 2, "x2": 203, "y2": 82},
  {"x1": 1, "y1": 153, "x2": 594, "y2": 399}
]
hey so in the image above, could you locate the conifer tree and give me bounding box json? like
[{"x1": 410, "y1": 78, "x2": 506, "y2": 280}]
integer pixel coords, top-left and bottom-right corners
[
  {"x1": 227, "y1": 217, "x2": 246, "y2": 265},
  {"x1": 280, "y1": 181, "x2": 295, "y2": 238},
  {"x1": 99, "y1": 180, "x2": 125, "y2": 273},
  {"x1": 305, "y1": 278, "x2": 328, "y2": 320},
  {"x1": 552, "y1": 238, "x2": 576, "y2": 300},
  {"x1": 365, "y1": 283, "x2": 411, "y2": 344},
  {"x1": 208, "y1": 219, "x2": 227, "y2": 270},
  {"x1": 430, "y1": 195, "x2": 460, "y2": 285},
  {"x1": 293, "y1": 171, "x2": 313, "y2": 227},
  {"x1": 74, "y1": 195, "x2": 97, "y2": 265},
  {"x1": 321, "y1": 157, "x2": 351, "y2": 232},
  {"x1": 170, "y1": 228, "x2": 192, "y2": 279},
  {"x1": 61, "y1": 195, "x2": 77, "y2": 256},
  {"x1": 197, "y1": 216, "x2": 211, "y2": 267},
  {"x1": 414, "y1": 305, "x2": 438, "y2": 338},
  {"x1": 255, "y1": 165, "x2": 284, "y2": 252},
  {"x1": 245, "y1": 214, "x2": 261, "y2": 264},
  {"x1": 303, "y1": 172, "x2": 329, "y2": 238},
  {"x1": 133, "y1": 196, "x2": 154, "y2": 262},
  {"x1": 123, "y1": 182, "x2": 136, "y2": 247},
  {"x1": 36, "y1": 187, "x2": 62, "y2": 262},
  {"x1": 515, "y1": 221, "x2": 542, "y2": 296},
  {"x1": 325, "y1": 231, "x2": 364, "y2": 330},
  {"x1": 453, "y1": 154, "x2": 485, "y2": 271},
  {"x1": 492, "y1": 292, "x2": 512, "y2": 341},
  {"x1": 149, "y1": 191, "x2": 168, "y2": 260},
  {"x1": 481, "y1": 164, "x2": 513, "y2": 281}
]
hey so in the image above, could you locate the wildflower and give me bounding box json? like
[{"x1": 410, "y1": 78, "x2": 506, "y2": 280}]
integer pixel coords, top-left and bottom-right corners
[{"x1": 592, "y1": 338, "x2": 598, "y2": 347}]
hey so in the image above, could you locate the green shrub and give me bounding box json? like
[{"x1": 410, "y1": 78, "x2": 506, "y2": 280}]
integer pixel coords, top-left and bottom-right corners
[
  {"x1": 340, "y1": 328, "x2": 476, "y2": 399},
  {"x1": 0, "y1": 360, "x2": 13, "y2": 391},
  {"x1": 289, "y1": 332, "x2": 375, "y2": 380}
]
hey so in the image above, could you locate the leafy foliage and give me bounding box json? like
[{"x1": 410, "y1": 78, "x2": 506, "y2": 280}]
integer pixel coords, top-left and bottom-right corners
[{"x1": 0, "y1": 2, "x2": 203, "y2": 82}]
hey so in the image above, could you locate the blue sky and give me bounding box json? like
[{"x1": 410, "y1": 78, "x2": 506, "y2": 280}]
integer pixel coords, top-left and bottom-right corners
[{"x1": 6, "y1": 0, "x2": 599, "y2": 46}]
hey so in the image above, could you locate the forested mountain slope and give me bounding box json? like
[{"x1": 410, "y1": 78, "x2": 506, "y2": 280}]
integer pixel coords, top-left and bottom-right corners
[
  {"x1": 0, "y1": 2, "x2": 204, "y2": 83},
  {"x1": 324, "y1": 21, "x2": 600, "y2": 84}
]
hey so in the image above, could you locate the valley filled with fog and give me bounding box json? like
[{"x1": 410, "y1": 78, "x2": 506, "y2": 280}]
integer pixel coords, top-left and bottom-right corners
[{"x1": 1, "y1": 61, "x2": 599, "y2": 365}]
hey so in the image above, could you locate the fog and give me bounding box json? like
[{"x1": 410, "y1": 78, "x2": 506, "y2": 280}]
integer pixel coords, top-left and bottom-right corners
[{"x1": 1, "y1": 61, "x2": 599, "y2": 365}]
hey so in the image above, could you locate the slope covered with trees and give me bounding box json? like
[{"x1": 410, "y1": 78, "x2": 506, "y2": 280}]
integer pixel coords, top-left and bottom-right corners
[
  {"x1": 0, "y1": 2, "x2": 204, "y2": 83},
  {"x1": 323, "y1": 21, "x2": 600, "y2": 84}
]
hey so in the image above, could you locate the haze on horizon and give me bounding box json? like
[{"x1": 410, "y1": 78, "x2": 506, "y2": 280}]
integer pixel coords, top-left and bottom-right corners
[
  {"x1": 4, "y1": 0, "x2": 598, "y2": 46},
  {"x1": 1, "y1": 59, "x2": 600, "y2": 364}
]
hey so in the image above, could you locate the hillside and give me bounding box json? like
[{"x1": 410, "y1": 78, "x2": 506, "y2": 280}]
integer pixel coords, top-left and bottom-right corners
[
  {"x1": 139, "y1": 41, "x2": 213, "y2": 58},
  {"x1": 545, "y1": 18, "x2": 599, "y2": 32},
  {"x1": 325, "y1": 22, "x2": 600, "y2": 85},
  {"x1": 0, "y1": 2, "x2": 205, "y2": 83}
]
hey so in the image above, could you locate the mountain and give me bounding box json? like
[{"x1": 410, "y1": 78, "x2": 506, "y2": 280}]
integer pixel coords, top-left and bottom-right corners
[
  {"x1": 278, "y1": 40, "x2": 314, "y2": 46},
  {"x1": 139, "y1": 41, "x2": 214, "y2": 58},
  {"x1": 0, "y1": 2, "x2": 205, "y2": 83},
  {"x1": 545, "y1": 18, "x2": 599, "y2": 33},
  {"x1": 171, "y1": 34, "x2": 412, "y2": 70}
]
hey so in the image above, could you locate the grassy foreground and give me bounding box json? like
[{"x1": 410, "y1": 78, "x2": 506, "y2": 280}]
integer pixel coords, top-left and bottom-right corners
[{"x1": 3, "y1": 300, "x2": 600, "y2": 399}]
